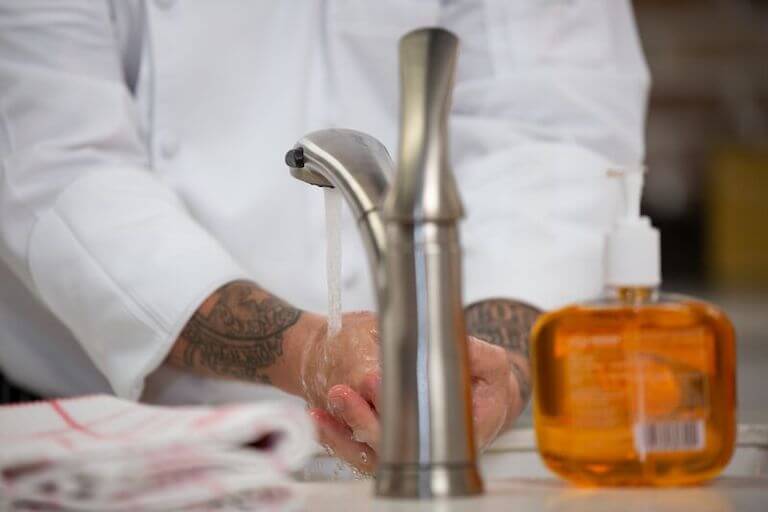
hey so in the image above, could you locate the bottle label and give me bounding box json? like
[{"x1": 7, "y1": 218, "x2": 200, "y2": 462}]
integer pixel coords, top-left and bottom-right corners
[
  {"x1": 633, "y1": 419, "x2": 706, "y2": 454},
  {"x1": 559, "y1": 325, "x2": 715, "y2": 455}
]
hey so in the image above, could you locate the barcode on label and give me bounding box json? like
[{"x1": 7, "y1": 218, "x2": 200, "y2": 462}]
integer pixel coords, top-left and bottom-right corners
[{"x1": 634, "y1": 420, "x2": 705, "y2": 453}]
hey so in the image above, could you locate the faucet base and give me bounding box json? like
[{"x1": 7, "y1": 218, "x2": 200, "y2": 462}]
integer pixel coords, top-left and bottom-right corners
[{"x1": 374, "y1": 463, "x2": 484, "y2": 499}]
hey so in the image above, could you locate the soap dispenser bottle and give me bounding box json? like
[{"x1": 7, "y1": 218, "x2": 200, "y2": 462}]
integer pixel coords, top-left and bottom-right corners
[{"x1": 530, "y1": 167, "x2": 736, "y2": 486}]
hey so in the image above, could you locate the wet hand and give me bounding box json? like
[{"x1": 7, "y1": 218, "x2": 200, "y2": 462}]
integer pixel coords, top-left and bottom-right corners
[
  {"x1": 306, "y1": 334, "x2": 522, "y2": 473},
  {"x1": 299, "y1": 311, "x2": 381, "y2": 419}
]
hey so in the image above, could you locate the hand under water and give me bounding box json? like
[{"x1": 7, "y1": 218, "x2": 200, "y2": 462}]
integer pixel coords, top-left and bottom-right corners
[{"x1": 300, "y1": 311, "x2": 523, "y2": 474}]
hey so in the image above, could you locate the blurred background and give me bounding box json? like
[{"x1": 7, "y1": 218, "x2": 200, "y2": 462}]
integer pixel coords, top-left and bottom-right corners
[
  {"x1": 518, "y1": 0, "x2": 768, "y2": 428},
  {"x1": 634, "y1": 0, "x2": 768, "y2": 423}
]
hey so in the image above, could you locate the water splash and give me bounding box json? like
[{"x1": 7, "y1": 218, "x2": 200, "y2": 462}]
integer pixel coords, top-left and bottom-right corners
[
  {"x1": 324, "y1": 188, "x2": 343, "y2": 339},
  {"x1": 349, "y1": 464, "x2": 372, "y2": 481},
  {"x1": 333, "y1": 458, "x2": 346, "y2": 479},
  {"x1": 351, "y1": 429, "x2": 370, "y2": 444}
]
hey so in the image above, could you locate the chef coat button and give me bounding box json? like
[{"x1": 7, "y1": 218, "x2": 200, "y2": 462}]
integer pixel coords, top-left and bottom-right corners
[
  {"x1": 160, "y1": 134, "x2": 180, "y2": 159},
  {"x1": 154, "y1": 0, "x2": 177, "y2": 10}
]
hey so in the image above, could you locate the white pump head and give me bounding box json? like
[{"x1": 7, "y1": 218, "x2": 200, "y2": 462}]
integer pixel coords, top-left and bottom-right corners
[{"x1": 605, "y1": 166, "x2": 661, "y2": 288}]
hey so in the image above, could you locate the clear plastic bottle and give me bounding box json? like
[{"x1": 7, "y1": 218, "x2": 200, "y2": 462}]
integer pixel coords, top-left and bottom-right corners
[{"x1": 531, "y1": 168, "x2": 736, "y2": 486}]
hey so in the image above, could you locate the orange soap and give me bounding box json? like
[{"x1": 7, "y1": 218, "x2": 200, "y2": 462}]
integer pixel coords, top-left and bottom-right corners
[{"x1": 531, "y1": 287, "x2": 736, "y2": 486}]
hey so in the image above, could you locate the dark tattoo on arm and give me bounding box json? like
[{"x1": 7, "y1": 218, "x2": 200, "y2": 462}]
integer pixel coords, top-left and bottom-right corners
[
  {"x1": 465, "y1": 299, "x2": 541, "y2": 406},
  {"x1": 175, "y1": 281, "x2": 301, "y2": 383}
]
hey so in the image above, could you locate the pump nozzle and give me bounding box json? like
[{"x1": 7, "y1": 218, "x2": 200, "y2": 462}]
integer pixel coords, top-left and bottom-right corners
[
  {"x1": 605, "y1": 166, "x2": 661, "y2": 288},
  {"x1": 608, "y1": 166, "x2": 645, "y2": 222}
]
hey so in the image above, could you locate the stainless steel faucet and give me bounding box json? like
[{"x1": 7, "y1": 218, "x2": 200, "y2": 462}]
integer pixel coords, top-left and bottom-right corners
[{"x1": 284, "y1": 28, "x2": 483, "y2": 499}]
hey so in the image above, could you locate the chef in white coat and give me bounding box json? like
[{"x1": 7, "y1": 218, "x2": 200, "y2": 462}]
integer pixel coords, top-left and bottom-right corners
[{"x1": 0, "y1": 1, "x2": 648, "y2": 470}]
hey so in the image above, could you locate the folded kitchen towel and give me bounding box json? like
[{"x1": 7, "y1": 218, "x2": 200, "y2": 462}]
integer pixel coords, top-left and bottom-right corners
[{"x1": 0, "y1": 395, "x2": 314, "y2": 511}]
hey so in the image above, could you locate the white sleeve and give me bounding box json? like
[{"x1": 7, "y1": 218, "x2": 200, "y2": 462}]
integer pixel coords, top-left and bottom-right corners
[
  {"x1": 0, "y1": 2, "x2": 249, "y2": 399},
  {"x1": 441, "y1": 0, "x2": 650, "y2": 309}
]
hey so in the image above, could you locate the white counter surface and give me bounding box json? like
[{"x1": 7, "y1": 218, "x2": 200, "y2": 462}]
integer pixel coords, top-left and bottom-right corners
[
  {"x1": 292, "y1": 476, "x2": 768, "y2": 511},
  {"x1": 296, "y1": 424, "x2": 768, "y2": 510}
]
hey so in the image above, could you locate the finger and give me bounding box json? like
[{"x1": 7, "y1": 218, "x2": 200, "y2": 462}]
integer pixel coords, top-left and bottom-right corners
[
  {"x1": 467, "y1": 335, "x2": 509, "y2": 382},
  {"x1": 468, "y1": 345, "x2": 521, "y2": 450},
  {"x1": 471, "y1": 387, "x2": 509, "y2": 451},
  {"x1": 357, "y1": 372, "x2": 381, "y2": 413},
  {"x1": 328, "y1": 385, "x2": 381, "y2": 451},
  {"x1": 308, "y1": 408, "x2": 377, "y2": 474}
]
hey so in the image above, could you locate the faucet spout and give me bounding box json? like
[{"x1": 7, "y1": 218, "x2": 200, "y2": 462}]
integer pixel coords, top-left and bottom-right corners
[{"x1": 285, "y1": 129, "x2": 392, "y2": 304}]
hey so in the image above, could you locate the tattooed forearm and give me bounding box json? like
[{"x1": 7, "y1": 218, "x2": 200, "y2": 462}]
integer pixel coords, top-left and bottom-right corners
[
  {"x1": 465, "y1": 299, "x2": 541, "y2": 405},
  {"x1": 172, "y1": 281, "x2": 301, "y2": 383}
]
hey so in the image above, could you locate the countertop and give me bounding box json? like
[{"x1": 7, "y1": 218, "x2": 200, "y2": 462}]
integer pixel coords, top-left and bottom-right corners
[
  {"x1": 297, "y1": 424, "x2": 768, "y2": 510},
  {"x1": 291, "y1": 477, "x2": 768, "y2": 511}
]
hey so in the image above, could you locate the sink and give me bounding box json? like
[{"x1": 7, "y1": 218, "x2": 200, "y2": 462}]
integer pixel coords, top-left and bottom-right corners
[{"x1": 298, "y1": 425, "x2": 768, "y2": 483}]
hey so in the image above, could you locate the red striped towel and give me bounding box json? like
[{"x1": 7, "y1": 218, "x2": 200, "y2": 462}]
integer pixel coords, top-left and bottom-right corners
[{"x1": 0, "y1": 395, "x2": 313, "y2": 511}]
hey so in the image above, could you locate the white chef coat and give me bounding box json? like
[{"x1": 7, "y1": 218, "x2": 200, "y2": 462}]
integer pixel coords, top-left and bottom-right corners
[{"x1": 0, "y1": 0, "x2": 649, "y2": 404}]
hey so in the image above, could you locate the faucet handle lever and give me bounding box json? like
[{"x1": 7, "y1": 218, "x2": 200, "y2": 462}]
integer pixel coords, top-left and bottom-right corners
[{"x1": 384, "y1": 27, "x2": 464, "y2": 223}]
